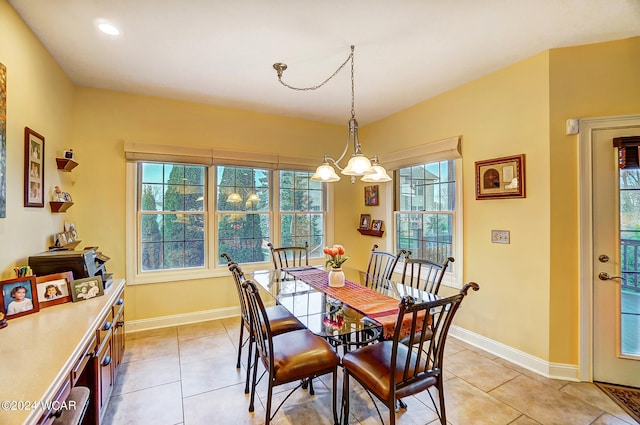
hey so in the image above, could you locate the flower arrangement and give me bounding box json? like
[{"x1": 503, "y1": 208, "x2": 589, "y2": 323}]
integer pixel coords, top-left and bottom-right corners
[{"x1": 324, "y1": 244, "x2": 350, "y2": 269}]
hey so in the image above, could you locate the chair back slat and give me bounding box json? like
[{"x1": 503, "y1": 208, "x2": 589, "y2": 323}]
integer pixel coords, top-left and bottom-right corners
[
  {"x1": 241, "y1": 279, "x2": 273, "y2": 371},
  {"x1": 400, "y1": 256, "x2": 454, "y2": 295},
  {"x1": 392, "y1": 282, "x2": 479, "y2": 392},
  {"x1": 267, "y1": 242, "x2": 309, "y2": 270},
  {"x1": 227, "y1": 262, "x2": 251, "y2": 326},
  {"x1": 364, "y1": 244, "x2": 408, "y2": 290}
]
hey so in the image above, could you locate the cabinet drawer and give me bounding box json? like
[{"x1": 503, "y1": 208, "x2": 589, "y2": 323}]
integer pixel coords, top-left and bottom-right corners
[
  {"x1": 95, "y1": 336, "x2": 114, "y2": 417},
  {"x1": 96, "y1": 309, "x2": 114, "y2": 344},
  {"x1": 71, "y1": 335, "x2": 96, "y2": 385},
  {"x1": 36, "y1": 378, "x2": 71, "y2": 425},
  {"x1": 112, "y1": 292, "x2": 125, "y2": 318}
]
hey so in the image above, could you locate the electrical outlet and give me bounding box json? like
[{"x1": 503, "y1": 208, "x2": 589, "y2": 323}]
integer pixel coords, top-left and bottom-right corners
[{"x1": 491, "y1": 230, "x2": 510, "y2": 244}]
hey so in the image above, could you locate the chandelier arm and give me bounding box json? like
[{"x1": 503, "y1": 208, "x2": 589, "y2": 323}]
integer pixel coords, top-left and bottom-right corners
[{"x1": 275, "y1": 47, "x2": 353, "y2": 92}]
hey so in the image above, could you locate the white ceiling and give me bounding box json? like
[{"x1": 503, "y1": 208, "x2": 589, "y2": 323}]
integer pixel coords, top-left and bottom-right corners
[{"x1": 8, "y1": 0, "x2": 640, "y2": 125}]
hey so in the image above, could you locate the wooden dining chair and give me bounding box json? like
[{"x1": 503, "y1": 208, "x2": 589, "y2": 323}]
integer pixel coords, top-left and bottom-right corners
[
  {"x1": 400, "y1": 256, "x2": 454, "y2": 296},
  {"x1": 221, "y1": 253, "x2": 305, "y2": 394},
  {"x1": 242, "y1": 278, "x2": 340, "y2": 425},
  {"x1": 363, "y1": 244, "x2": 408, "y2": 290},
  {"x1": 267, "y1": 241, "x2": 309, "y2": 269},
  {"x1": 342, "y1": 282, "x2": 480, "y2": 425}
]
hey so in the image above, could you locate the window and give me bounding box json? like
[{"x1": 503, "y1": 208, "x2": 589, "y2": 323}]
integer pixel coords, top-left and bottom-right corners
[
  {"x1": 278, "y1": 170, "x2": 325, "y2": 257},
  {"x1": 138, "y1": 163, "x2": 206, "y2": 272},
  {"x1": 395, "y1": 160, "x2": 457, "y2": 265},
  {"x1": 130, "y1": 159, "x2": 327, "y2": 282},
  {"x1": 216, "y1": 165, "x2": 271, "y2": 264}
]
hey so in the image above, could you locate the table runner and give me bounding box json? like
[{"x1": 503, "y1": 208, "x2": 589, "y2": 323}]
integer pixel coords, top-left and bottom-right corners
[{"x1": 283, "y1": 267, "x2": 402, "y2": 337}]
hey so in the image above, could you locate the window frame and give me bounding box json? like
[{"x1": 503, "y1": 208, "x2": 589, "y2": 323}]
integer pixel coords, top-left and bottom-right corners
[
  {"x1": 388, "y1": 141, "x2": 463, "y2": 289},
  {"x1": 126, "y1": 160, "x2": 332, "y2": 285}
]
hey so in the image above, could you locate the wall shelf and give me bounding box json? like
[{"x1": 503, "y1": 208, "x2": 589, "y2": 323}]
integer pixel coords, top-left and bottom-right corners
[
  {"x1": 50, "y1": 201, "x2": 74, "y2": 213},
  {"x1": 357, "y1": 228, "x2": 384, "y2": 237},
  {"x1": 56, "y1": 158, "x2": 78, "y2": 172}
]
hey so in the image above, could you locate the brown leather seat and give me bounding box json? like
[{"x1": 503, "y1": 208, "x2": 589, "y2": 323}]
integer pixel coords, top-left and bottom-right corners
[
  {"x1": 243, "y1": 278, "x2": 340, "y2": 425},
  {"x1": 222, "y1": 254, "x2": 305, "y2": 394},
  {"x1": 342, "y1": 282, "x2": 480, "y2": 425}
]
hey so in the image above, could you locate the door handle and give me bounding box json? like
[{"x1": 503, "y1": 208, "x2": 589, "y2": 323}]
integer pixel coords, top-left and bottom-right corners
[{"x1": 598, "y1": 272, "x2": 624, "y2": 281}]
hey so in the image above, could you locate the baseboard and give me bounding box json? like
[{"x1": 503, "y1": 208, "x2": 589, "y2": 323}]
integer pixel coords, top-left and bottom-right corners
[
  {"x1": 125, "y1": 310, "x2": 580, "y2": 382},
  {"x1": 450, "y1": 325, "x2": 580, "y2": 382},
  {"x1": 125, "y1": 306, "x2": 240, "y2": 334}
]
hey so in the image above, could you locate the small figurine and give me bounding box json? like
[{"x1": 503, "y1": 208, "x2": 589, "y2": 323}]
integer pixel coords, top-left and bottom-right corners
[
  {"x1": 0, "y1": 312, "x2": 7, "y2": 329},
  {"x1": 52, "y1": 185, "x2": 65, "y2": 201}
]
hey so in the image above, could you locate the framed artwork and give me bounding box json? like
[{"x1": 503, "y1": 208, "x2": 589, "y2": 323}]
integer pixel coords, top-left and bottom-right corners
[
  {"x1": 35, "y1": 271, "x2": 73, "y2": 308},
  {"x1": 65, "y1": 221, "x2": 79, "y2": 240},
  {"x1": 371, "y1": 219, "x2": 383, "y2": 232},
  {"x1": 0, "y1": 276, "x2": 40, "y2": 319},
  {"x1": 359, "y1": 214, "x2": 371, "y2": 230},
  {"x1": 364, "y1": 185, "x2": 379, "y2": 206},
  {"x1": 70, "y1": 276, "x2": 104, "y2": 302},
  {"x1": 24, "y1": 127, "x2": 45, "y2": 207},
  {"x1": 475, "y1": 154, "x2": 525, "y2": 200},
  {"x1": 0, "y1": 63, "x2": 6, "y2": 218}
]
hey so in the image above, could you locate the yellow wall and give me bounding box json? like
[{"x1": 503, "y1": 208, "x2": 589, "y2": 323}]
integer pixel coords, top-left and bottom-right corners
[
  {"x1": 547, "y1": 38, "x2": 640, "y2": 362},
  {"x1": 69, "y1": 88, "x2": 345, "y2": 321},
  {"x1": 4, "y1": 0, "x2": 640, "y2": 367},
  {"x1": 362, "y1": 52, "x2": 553, "y2": 359},
  {"x1": 0, "y1": 0, "x2": 76, "y2": 276}
]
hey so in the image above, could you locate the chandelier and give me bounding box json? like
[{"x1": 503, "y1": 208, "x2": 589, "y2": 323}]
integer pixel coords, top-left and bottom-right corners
[{"x1": 273, "y1": 45, "x2": 391, "y2": 183}]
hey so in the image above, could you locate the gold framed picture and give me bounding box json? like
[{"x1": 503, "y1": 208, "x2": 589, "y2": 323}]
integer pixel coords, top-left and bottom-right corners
[{"x1": 475, "y1": 154, "x2": 525, "y2": 200}]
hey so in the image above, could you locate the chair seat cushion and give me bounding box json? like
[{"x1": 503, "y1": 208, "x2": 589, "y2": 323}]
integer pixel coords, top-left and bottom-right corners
[
  {"x1": 342, "y1": 341, "x2": 435, "y2": 400},
  {"x1": 266, "y1": 305, "x2": 305, "y2": 335},
  {"x1": 271, "y1": 329, "x2": 340, "y2": 384}
]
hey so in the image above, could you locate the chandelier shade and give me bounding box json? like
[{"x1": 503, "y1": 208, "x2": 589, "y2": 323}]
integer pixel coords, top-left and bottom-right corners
[{"x1": 273, "y1": 45, "x2": 391, "y2": 184}]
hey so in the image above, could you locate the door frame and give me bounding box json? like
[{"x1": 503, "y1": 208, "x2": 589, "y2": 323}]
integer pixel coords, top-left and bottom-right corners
[{"x1": 578, "y1": 113, "x2": 640, "y2": 381}]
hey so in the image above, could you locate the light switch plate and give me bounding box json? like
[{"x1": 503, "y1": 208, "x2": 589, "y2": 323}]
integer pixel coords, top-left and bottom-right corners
[{"x1": 491, "y1": 230, "x2": 510, "y2": 244}]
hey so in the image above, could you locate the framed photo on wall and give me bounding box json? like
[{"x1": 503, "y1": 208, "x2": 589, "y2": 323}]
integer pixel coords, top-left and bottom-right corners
[
  {"x1": 364, "y1": 185, "x2": 379, "y2": 206},
  {"x1": 0, "y1": 276, "x2": 40, "y2": 319},
  {"x1": 24, "y1": 127, "x2": 45, "y2": 207},
  {"x1": 475, "y1": 154, "x2": 526, "y2": 200},
  {"x1": 371, "y1": 220, "x2": 383, "y2": 232}
]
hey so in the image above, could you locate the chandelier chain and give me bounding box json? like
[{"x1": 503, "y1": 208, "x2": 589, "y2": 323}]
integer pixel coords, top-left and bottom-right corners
[{"x1": 276, "y1": 46, "x2": 354, "y2": 95}]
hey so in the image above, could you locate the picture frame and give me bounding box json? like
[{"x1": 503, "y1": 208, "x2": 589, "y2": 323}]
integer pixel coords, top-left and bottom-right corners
[
  {"x1": 0, "y1": 276, "x2": 40, "y2": 319},
  {"x1": 24, "y1": 127, "x2": 45, "y2": 207},
  {"x1": 359, "y1": 214, "x2": 371, "y2": 229},
  {"x1": 364, "y1": 185, "x2": 379, "y2": 206},
  {"x1": 371, "y1": 219, "x2": 383, "y2": 232},
  {"x1": 35, "y1": 271, "x2": 73, "y2": 308},
  {"x1": 475, "y1": 154, "x2": 526, "y2": 200},
  {"x1": 70, "y1": 276, "x2": 104, "y2": 302},
  {"x1": 64, "y1": 221, "x2": 79, "y2": 240}
]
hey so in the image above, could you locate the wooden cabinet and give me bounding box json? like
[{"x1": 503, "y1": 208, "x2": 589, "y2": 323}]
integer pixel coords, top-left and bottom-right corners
[
  {"x1": 0, "y1": 278, "x2": 125, "y2": 425},
  {"x1": 94, "y1": 287, "x2": 125, "y2": 424},
  {"x1": 36, "y1": 379, "x2": 71, "y2": 425}
]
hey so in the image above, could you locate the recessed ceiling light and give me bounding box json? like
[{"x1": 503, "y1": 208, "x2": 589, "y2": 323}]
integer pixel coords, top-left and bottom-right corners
[{"x1": 98, "y1": 22, "x2": 120, "y2": 36}]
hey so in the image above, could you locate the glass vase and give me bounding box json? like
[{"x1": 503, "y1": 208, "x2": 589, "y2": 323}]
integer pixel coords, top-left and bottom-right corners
[{"x1": 329, "y1": 267, "x2": 345, "y2": 287}]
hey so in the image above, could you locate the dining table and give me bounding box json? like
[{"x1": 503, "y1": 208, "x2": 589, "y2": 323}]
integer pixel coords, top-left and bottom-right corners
[{"x1": 250, "y1": 266, "x2": 438, "y2": 349}]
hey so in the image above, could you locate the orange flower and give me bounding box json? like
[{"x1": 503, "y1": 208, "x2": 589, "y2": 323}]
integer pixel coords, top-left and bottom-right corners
[{"x1": 324, "y1": 244, "x2": 349, "y2": 268}]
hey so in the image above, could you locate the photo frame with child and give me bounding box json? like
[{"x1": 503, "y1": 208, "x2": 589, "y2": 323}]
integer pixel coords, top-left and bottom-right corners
[
  {"x1": 0, "y1": 276, "x2": 40, "y2": 319},
  {"x1": 70, "y1": 276, "x2": 104, "y2": 302},
  {"x1": 24, "y1": 127, "x2": 45, "y2": 208},
  {"x1": 35, "y1": 271, "x2": 73, "y2": 308}
]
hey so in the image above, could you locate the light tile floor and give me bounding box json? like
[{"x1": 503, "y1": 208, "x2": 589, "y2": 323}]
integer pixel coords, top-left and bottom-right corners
[{"x1": 103, "y1": 318, "x2": 638, "y2": 425}]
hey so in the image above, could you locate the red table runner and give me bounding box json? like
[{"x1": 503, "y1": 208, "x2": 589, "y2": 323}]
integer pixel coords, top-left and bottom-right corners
[{"x1": 283, "y1": 267, "x2": 402, "y2": 337}]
